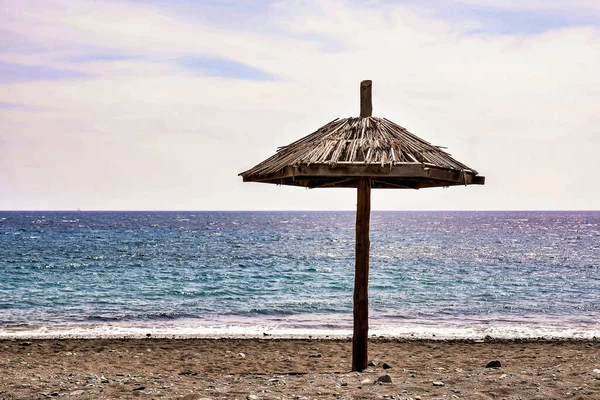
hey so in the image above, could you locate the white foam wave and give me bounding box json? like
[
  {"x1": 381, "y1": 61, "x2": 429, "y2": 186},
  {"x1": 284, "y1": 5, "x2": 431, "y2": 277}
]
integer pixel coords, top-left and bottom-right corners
[{"x1": 1, "y1": 315, "x2": 598, "y2": 340}]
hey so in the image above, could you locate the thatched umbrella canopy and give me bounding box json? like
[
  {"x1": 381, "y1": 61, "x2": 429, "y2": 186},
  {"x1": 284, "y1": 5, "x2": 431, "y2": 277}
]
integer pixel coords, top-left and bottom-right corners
[{"x1": 240, "y1": 80, "x2": 485, "y2": 371}]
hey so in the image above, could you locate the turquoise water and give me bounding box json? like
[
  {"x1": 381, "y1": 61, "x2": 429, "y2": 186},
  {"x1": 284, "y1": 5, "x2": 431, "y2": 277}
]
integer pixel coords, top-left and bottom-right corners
[{"x1": 0, "y1": 211, "x2": 598, "y2": 339}]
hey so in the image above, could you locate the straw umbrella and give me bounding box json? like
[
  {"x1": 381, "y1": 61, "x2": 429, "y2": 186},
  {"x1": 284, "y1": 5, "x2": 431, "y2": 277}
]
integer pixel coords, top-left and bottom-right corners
[{"x1": 239, "y1": 80, "x2": 485, "y2": 371}]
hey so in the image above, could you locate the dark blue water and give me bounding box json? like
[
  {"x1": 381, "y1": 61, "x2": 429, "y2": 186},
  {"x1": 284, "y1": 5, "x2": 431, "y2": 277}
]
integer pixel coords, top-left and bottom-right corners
[{"x1": 0, "y1": 211, "x2": 598, "y2": 339}]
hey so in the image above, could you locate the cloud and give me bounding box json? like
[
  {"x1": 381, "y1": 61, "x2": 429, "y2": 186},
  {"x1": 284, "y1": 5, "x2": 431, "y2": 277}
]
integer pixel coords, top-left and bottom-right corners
[
  {"x1": 0, "y1": 0, "x2": 599, "y2": 210},
  {"x1": 177, "y1": 56, "x2": 276, "y2": 81},
  {"x1": 0, "y1": 62, "x2": 89, "y2": 83},
  {"x1": 0, "y1": 101, "x2": 26, "y2": 109}
]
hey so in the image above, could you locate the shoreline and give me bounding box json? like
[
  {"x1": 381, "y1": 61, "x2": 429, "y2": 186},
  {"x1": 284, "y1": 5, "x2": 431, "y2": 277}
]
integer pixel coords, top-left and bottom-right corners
[
  {"x1": 2, "y1": 318, "x2": 598, "y2": 341},
  {"x1": 2, "y1": 337, "x2": 599, "y2": 399}
]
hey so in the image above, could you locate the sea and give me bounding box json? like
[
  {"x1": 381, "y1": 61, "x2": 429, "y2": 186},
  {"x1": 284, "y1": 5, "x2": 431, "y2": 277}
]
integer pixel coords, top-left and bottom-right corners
[{"x1": 0, "y1": 211, "x2": 598, "y2": 340}]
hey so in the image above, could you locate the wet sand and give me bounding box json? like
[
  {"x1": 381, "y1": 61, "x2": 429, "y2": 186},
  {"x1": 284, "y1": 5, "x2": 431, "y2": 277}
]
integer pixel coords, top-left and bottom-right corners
[{"x1": 1, "y1": 338, "x2": 599, "y2": 399}]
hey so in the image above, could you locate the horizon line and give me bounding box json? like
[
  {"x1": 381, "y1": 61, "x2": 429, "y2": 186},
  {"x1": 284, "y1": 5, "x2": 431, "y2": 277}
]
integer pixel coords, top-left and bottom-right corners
[{"x1": 1, "y1": 209, "x2": 599, "y2": 213}]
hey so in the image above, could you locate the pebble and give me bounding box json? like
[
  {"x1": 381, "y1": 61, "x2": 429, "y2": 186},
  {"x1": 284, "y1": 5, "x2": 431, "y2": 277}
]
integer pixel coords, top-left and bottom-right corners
[
  {"x1": 69, "y1": 390, "x2": 85, "y2": 396},
  {"x1": 308, "y1": 353, "x2": 322, "y2": 358},
  {"x1": 238, "y1": 352, "x2": 246, "y2": 358},
  {"x1": 368, "y1": 360, "x2": 380, "y2": 367},
  {"x1": 485, "y1": 360, "x2": 502, "y2": 368},
  {"x1": 377, "y1": 374, "x2": 392, "y2": 383},
  {"x1": 247, "y1": 395, "x2": 260, "y2": 400},
  {"x1": 433, "y1": 381, "x2": 445, "y2": 387},
  {"x1": 382, "y1": 362, "x2": 392, "y2": 369},
  {"x1": 179, "y1": 370, "x2": 199, "y2": 376},
  {"x1": 181, "y1": 395, "x2": 211, "y2": 400},
  {"x1": 361, "y1": 378, "x2": 371, "y2": 384}
]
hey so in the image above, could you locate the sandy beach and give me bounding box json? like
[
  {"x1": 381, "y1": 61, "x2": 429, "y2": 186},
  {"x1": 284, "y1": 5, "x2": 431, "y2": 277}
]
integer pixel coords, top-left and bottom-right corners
[{"x1": 1, "y1": 337, "x2": 599, "y2": 399}]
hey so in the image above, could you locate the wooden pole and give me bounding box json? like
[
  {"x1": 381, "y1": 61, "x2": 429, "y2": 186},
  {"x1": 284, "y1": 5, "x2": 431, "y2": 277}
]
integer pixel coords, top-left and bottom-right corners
[
  {"x1": 352, "y1": 176, "x2": 371, "y2": 371},
  {"x1": 360, "y1": 80, "x2": 372, "y2": 118}
]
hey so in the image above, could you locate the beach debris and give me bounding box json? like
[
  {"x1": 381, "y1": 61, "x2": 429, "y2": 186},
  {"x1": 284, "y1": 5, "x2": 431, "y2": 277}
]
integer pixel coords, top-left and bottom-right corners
[
  {"x1": 246, "y1": 395, "x2": 260, "y2": 400},
  {"x1": 377, "y1": 374, "x2": 392, "y2": 383},
  {"x1": 360, "y1": 378, "x2": 371, "y2": 384},
  {"x1": 432, "y1": 381, "x2": 445, "y2": 387},
  {"x1": 368, "y1": 360, "x2": 379, "y2": 366},
  {"x1": 146, "y1": 333, "x2": 151, "y2": 338},
  {"x1": 309, "y1": 353, "x2": 322, "y2": 358},
  {"x1": 485, "y1": 360, "x2": 502, "y2": 368},
  {"x1": 382, "y1": 362, "x2": 392, "y2": 369},
  {"x1": 238, "y1": 352, "x2": 246, "y2": 358},
  {"x1": 473, "y1": 339, "x2": 485, "y2": 344},
  {"x1": 266, "y1": 377, "x2": 285, "y2": 386}
]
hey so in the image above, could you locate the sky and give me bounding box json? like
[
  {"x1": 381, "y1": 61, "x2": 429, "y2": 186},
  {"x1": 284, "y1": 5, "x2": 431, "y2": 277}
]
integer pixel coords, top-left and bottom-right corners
[{"x1": 1, "y1": 0, "x2": 598, "y2": 211}]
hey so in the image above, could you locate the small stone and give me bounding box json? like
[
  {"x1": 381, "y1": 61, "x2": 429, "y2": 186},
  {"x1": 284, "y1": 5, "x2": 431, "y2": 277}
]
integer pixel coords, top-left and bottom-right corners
[
  {"x1": 133, "y1": 386, "x2": 145, "y2": 391},
  {"x1": 377, "y1": 374, "x2": 392, "y2": 383},
  {"x1": 368, "y1": 360, "x2": 379, "y2": 367},
  {"x1": 485, "y1": 360, "x2": 502, "y2": 368},
  {"x1": 69, "y1": 390, "x2": 85, "y2": 396},
  {"x1": 340, "y1": 382, "x2": 348, "y2": 386},
  {"x1": 19, "y1": 342, "x2": 32, "y2": 346},
  {"x1": 179, "y1": 370, "x2": 199, "y2": 376},
  {"x1": 238, "y1": 352, "x2": 246, "y2": 358},
  {"x1": 308, "y1": 353, "x2": 322, "y2": 358},
  {"x1": 247, "y1": 395, "x2": 260, "y2": 400},
  {"x1": 593, "y1": 369, "x2": 600, "y2": 374},
  {"x1": 181, "y1": 395, "x2": 211, "y2": 400},
  {"x1": 361, "y1": 378, "x2": 371, "y2": 384},
  {"x1": 146, "y1": 333, "x2": 151, "y2": 338},
  {"x1": 382, "y1": 362, "x2": 392, "y2": 369},
  {"x1": 433, "y1": 381, "x2": 445, "y2": 387}
]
